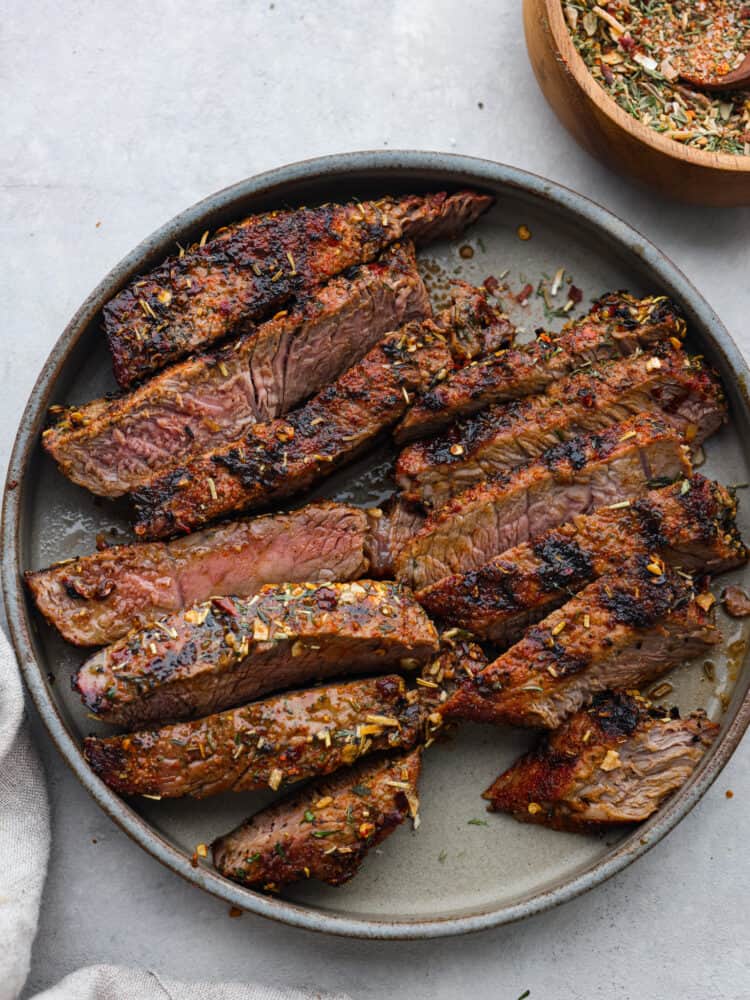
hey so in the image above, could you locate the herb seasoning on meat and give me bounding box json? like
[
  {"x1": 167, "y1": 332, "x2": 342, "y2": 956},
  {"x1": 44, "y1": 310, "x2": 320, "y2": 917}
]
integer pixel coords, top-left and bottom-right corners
[{"x1": 564, "y1": 1, "x2": 750, "y2": 154}]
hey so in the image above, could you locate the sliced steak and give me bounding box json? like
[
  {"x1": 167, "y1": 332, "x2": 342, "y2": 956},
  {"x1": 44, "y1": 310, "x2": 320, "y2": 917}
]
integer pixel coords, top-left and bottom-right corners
[
  {"x1": 431, "y1": 279, "x2": 515, "y2": 363},
  {"x1": 418, "y1": 634, "x2": 489, "y2": 707},
  {"x1": 45, "y1": 243, "x2": 431, "y2": 497},
  {"x1": 26, "y1": 502, "x2": 372, "y2": 647},
  {"x1": 419, "y1": 475, "x2": 747, "y2": 642},
  {"x1": 395, "y1": 414, "x2": 692, "y2": 592},
  {"x1": 397, "y1": 348, "x2": 726, "y2": 507},
  {"x1": 441, "y1": 560, "x2": 720, "y2": 729},
  {"x1": 83, "y1": 674, "x2": 423, "y2": 799},
  {"x1": 73, "y1": 581, "x2": 439, "y2": 728},
  {"x1": 483, "y1": 691, "x2": 718, "y2": 832},
  {"x1": 212, "y1": 749, "x2": 422, "y2": 889},
  {"x1": 396, "y1": 292, "x2": 686, "y2": 442},
  {"x1": 131, "y1": 285, "x2": 511, "y2": 540},
  {"x1": 105, "y1": 191, "x2": 492, "y2": 387},
  {"x1": 365, "y1": 498, "x2": 426, "y2": 578}
]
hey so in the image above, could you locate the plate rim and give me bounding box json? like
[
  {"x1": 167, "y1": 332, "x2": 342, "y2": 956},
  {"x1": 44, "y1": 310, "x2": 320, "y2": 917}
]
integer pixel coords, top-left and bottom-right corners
[{"x1": 4, "y1": 149, "x2": 750, "y2": 939}]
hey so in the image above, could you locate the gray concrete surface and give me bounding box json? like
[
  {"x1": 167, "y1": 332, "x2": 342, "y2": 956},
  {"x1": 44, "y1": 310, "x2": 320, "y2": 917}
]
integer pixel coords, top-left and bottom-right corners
[{"x1": 2, "y1": 2, "x2": 749, "y2": 997}]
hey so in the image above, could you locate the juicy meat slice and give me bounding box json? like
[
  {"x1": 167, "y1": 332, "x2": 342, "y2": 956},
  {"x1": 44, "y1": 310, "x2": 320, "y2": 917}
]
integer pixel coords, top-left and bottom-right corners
[
  {"x1": 105, "y1": 190, "x2": 493, "y2": 387},
  {"x1": 397, "y1": 347, "x2": 726, "y2": 507},
  {"x1": 418, "y1": 635, "x2": 489, "y2": 708},
  {"x1": 396, "y1": 414, "x2": 692, "y2": 593},
  {"x1": 365, "y1": 498, "x2": 426, "y2": 578},
  {"x1": 45, "y1": 243, "x2": 431, "y2": 497},
  {"x1": 83, "y1": 674, "x2": 424, "y2": 799},
  {"x1": 131, "y1": 284, "x2": 511, "y2": 540},
  {"x1": 212, "y1": 749, "x2": 422, "y2": 889},
  {"x1": 484, "y1": 691, "x2": 718, "y2": 832},
  {"x1": 442, "y1": 560, "x2": 720, "y2": 729},
  {"x1": 396, "y1": 292, "x2": 686, "y2": 442},
  {"x1": 73, "y1": 581, "x2": 439, "y2": 728},
  {"x1": 26, "y1": 502, "x2": 372, "y2": 647},
  {"x1": 431, "y1": 279, "x2": 515, "y2": 363},
  {"x1": 419, "y1": 475, "x2": 747, "y2": 642}
]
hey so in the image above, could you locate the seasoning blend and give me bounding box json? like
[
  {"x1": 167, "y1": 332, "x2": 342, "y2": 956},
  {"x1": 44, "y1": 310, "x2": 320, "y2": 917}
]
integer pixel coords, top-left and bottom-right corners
[{"x1": 564, "y1": 1, "x2": 750, "y2": 155}]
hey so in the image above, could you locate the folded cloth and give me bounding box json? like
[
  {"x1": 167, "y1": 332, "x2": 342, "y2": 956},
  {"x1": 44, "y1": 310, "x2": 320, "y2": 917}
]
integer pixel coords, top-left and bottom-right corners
[
  {"x1": 33, "y1": 967, "x2": 349, "y2": 1000},
  {"x1": 0, "y1": 625, "x2": 49, "y2": 1000},
  {"x1": 0, "y1": 626, "x2": 349, "y2": 1000}
]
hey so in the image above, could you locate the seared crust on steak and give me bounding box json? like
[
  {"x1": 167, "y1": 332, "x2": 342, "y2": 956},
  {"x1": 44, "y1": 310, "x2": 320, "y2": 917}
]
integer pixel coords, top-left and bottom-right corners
[
  {"x1": 396, "y1": 292, "x2": 686, "y2": 442},
  {"x1": 418, "y1": 475, "x2": 747, "y2": 642},
  {"x1": 418, "y1": 635, "x2": 489, "y2": 707},
  {"x1": 441, "y1": 560, "x2": 720, "y2": 729},
  {"x1": 72, "y1": 581, "x2": 439, "y2": 728},
  {"x1": 131, "y1": 284, "x2": 512, "y2": 540},
  {"x1": 483, "y1": 691, "x2": 718, "y2": 831},
  {"x1": 396, "y1": 347, "x2": 726, "y2": 507},
  {"x1": 83, "y1": 674, "x2": 424, "y2": 799},
  {"x1": 26, "y1": 502, "x2": 373, "y2": 647},
  {"x1": 431, "y1": 280, "x2": 515, "y2": 363},
  {"x1": 395, "y1": 414, "x2": 692, "y2": 592},
  {"x1": 45, "y1": 243, "x2": 431, "y2": 497},
  {"x1": 212, "y1": 749, "x2": 422, "y2": 889},
  {"x1": 105, "y1": 191, "x2": 492, "y2": 386}
]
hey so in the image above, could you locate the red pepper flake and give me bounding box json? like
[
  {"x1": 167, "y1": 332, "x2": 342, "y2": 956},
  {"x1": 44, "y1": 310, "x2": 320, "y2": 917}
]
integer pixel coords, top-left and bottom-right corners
[
  {"x1": 6, "y1": 479, "x2": 18, "y2": 491},
  {"x1": 619, "y1": 33, "x2": 635, "y2": 52},
  {"x1": 211, "y1": 595, "x2": 239, "y2": 617},
  {"x1": 600, "y1": 61, "x2": 615, "y2": 85},
  {"x1": 568, "y1": 285, "x2": 583, "y2": 305},
  {"x1": 483, "y1": 275, "x2": 500, "y2": 295},
  {"x1": 517, "y1": 283, "x2": 533, "y2": 305}
]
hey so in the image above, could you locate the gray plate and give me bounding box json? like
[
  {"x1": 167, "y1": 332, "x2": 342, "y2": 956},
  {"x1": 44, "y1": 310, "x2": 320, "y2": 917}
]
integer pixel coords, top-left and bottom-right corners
[{"x1": 3, "y1": 151, "x2": 750, "y2": 939}]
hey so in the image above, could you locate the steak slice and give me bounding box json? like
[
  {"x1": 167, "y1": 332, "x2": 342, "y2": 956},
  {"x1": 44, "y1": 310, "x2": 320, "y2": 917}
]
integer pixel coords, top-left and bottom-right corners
[
  {"x1": 417, "y1": 635, "x2": 489, "y2": 708},
  {"x1": 212, "y1": 749, "x2": 422, "y2": 889},
  {"x1": 396, "y1": 292, "x2": 686, "y2": 442},
  {"x1": 45, "y1": 243, "x2": 431, "y2": 498},
  {"x1": 441, "y1": 560, "x2": 720, "y2": 729},
  {"x1": 131, "y1": 284, "x2": 512, "y2": 540},
  {"x1": 105, "y1": 190, "x2": 492, "y2": 387},
  {"x1": 26, "y1": 502, "x2": 372, "y2": 647},
  {"x1": 395, "y1": 414, "x2": 692, "y2": 592},
  {"x1": 431, "y1": 279, "x2": 516, "y2": 362},
  {"x1": 483, "y1": 691, "x2": 718, "y2": 832},
  {"x1": 397, "y1": 348, "x2": 726, "y2": 507},
  {"x1": 365, "y1": 498, "x2": 426, "y2": 578},
  {"x1": 419, "y1": 475, "x2": 747, "y2": 642},
  {"x1": 83, "y1": 674, "x2": 423, "y2": 799},
  {"x1": 73, "y1": 581, "x2": 439, "y2": 728}
]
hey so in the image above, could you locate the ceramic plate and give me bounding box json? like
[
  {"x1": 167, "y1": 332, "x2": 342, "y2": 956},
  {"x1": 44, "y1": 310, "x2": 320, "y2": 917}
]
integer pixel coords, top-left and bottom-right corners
[{"x1": 4, "y1": 152, "x2": 750, "y2": 938}]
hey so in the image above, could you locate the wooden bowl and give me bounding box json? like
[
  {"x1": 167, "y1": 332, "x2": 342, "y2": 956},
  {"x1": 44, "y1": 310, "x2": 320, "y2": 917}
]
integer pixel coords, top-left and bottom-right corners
[{"x1": 523, "y1": 0, "x2": 750, "y2": 206}]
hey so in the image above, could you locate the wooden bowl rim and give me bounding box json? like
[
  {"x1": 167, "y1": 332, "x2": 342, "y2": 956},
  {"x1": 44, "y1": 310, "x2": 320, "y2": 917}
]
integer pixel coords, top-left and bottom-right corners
[{"x1": 539, "y1": 0, "x2": 750, "y2": 174}]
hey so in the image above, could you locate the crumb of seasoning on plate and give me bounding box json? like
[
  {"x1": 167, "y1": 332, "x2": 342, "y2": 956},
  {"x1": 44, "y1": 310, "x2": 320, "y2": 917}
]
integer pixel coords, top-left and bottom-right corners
[
  {"x1": 726, "y1": 789, "x2": 734, "y2": 799},
  {"x1": 228, "y1": 906, "x2": 243, "y2": 918},
  {"x1": 563, "y1": 1, "x2": 750, "y2": 155},
  {"x1": 517, "y1": 224, "x2": 532, "y2": 241},
  {"x1": 722, "y1": 584, "x2": 750, "y2": 617},
  {"x1": 459, "y1": 244, "x2": 475, "y2": 259}
]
